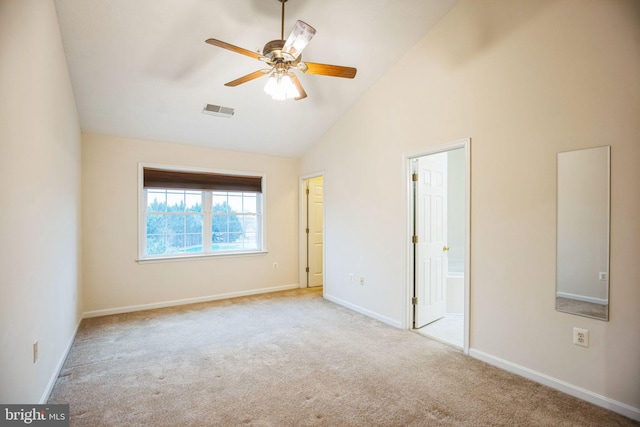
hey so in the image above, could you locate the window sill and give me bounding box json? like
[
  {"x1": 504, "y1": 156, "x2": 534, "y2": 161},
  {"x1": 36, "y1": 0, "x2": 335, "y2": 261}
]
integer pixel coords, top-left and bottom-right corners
[{"x1": 136, "y1": 250, "x2": 268, "y2": 264}]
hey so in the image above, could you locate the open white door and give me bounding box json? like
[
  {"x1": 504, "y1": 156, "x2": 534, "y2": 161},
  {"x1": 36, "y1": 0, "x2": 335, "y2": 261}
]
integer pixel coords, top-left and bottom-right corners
[
  {"x1": 307, "y1": 177, "x2": 323, "y2": 287},
  {"x1": 414, "y1": 153, "x2": 448, "y2": 328}
]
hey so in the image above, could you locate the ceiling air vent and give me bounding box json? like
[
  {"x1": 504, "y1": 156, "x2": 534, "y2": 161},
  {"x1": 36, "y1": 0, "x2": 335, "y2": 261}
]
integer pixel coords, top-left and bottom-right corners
[{"x1": 203, "y1": 104, "x2": 234, "y2": 118}]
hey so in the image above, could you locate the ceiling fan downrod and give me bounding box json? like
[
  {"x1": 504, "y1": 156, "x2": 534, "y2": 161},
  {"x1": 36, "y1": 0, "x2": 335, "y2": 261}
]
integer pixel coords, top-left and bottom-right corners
[{"x1": 280, "y1": 0, "x2": 288, "y2": 41}]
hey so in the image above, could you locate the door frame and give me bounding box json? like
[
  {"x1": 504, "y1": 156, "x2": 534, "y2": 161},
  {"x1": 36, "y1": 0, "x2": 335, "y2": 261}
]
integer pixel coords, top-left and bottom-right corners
[
  {"x1": 299, "y1": 172, "x2": 325, "y2": 290},
  {"x1": 404, "y1": 138, "x2": 471, "y2": 354}
]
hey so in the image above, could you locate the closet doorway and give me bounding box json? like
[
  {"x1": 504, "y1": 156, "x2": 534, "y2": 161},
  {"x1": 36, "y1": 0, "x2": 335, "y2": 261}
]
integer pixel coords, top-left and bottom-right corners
[{"x1": 303, "y1": 176, "x2": 324, "y2": 288}]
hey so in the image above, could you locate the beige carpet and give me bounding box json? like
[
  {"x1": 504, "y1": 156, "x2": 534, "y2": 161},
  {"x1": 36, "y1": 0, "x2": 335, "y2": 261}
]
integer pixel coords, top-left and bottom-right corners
[
  {"x1": 48, "y1": 288, "x2": 637, "y2": 426},
  {"x1": 556, "y1": 296, "x2": 608, "y2": 320}
]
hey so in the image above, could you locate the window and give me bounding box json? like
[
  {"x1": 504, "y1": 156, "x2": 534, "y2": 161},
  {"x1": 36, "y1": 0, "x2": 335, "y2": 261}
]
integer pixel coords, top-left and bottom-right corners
[
  {"x1": 211, "y1": 191, "x2": 259, "y2": 251},
  {"x1": 139, "y1": 165, "x2": 264, "y2": 259},
  {"x1": 145, "y1": 189, "x2": 204, "y2": 255}
]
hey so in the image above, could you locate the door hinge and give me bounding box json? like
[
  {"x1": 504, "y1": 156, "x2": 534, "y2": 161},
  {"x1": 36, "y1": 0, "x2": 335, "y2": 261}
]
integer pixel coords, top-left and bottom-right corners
[
  {"x1": 412, "y1": 173, "x2": 418, "y2": 182},
  {"x1": 412, "y1": 235, "x2": 418, "y2": 244},
  {"x1": 306, "y1": 267, "x2": 310, "y2": 273},
  {"x1": 306, "y1": 188, "x2": 310, "y2": 195},
  {"x1": 412, "y1": 297, "x2": 418, "y2": 305},
  {"x1": 306, "y1": 228, "x2": 310, "y2": 234}
]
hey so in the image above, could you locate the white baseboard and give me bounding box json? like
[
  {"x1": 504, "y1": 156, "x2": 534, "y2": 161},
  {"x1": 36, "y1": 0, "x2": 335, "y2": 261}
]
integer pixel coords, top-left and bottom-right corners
[
  {"x1": 39, "y1": 316, "x2": 83, "y2": 404},
  {"x1": 469, "y1": 348, "x2": 640, "y2": 422},
  {"x1": 324, "y1": 294, "x2": 402, "y2": 329},
  {"x1": 83, "y1": 284, "x2": 300, "y2": 318}
]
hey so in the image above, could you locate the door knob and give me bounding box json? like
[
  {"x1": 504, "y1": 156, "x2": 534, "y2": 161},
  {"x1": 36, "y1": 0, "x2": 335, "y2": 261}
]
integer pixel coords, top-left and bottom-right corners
[{"x1": 443, "y1": 246, "x2": 450, "y2": 252}]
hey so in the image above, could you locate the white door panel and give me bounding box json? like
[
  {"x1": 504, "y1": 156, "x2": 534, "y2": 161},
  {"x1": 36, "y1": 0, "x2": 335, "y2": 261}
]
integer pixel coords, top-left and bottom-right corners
[
  {"x1": 308, "y1": 177, "x2": 323, "y2": 287},
  {"x1": 415, "y1": 153, "x2": 448, "y2": 328}
]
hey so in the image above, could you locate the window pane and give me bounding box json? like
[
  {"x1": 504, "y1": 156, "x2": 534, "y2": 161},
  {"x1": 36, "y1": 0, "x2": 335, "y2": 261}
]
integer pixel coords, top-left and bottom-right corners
[
  {"x1": 242, "y1": 215, "x2": 259, "y2": 250},
  {"x1": 186, "y1": 214, "x2": 203, "y2": 233},
  {"x1": 243, "y1": 237, "x2": 258, "y2": 250},
  {"x1": 243, "y1": 194, "x2": 257, "y2": 213},
  {"x1": 147, "y1": 191, "x2": 167, "y2": 212},
  {"x1": 243, "y1": 214, "x2": 257, "y2": 234},
  {"x1": 167, "y1": 215, "x2": 185, "y2": 234},
  {"x1": 185, "y1": 233, "x2": 202, "y2": 252},
  {"x1": 212, "y1": 232, "x2": 227, "y2": 244},
  {"x1": 227, "y1": 194, "x2": 243, "y2": 212},
  {"x1": 212, "y1": 214, "x2": 229, "y2": 235},
  {"x1": 213, "y1": 203, "x2": 232, "y2": 214},
  {"x1": 167, "y1": 191, "x2": 185, "y2": 212},
  {"x1": 212, "y1": 193, "x2": 227, "y2": 208},
  {"x1": 228, "y1": 232, "x2": 242, "y2": 244},
  {"x1": 212, "y1": 240, "x2": 240, "y2": 251},
  {"x1": 146, "y1": 235, "x2": 166, "y2": 255},
  {"x1": 185, "y1": 191, "x2": 202, "y2": 212},
  {"x1": 146, "y1": 214, "x2": 166, "y2": 235},
  {"x1": 212, "y1": 214, "x2": 241, "y2": 246},
  {"x1": 228, "y1": 215, "x2": 241, "y2": 240},
  {"x1": 168, "y1": 234, "x2": 184, "y2": 252}
]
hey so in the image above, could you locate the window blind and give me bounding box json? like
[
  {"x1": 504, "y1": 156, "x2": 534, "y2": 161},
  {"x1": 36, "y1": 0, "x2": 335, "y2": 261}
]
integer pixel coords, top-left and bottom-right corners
[{"x1": 143, "y1": 168, "x2": 262, "y2": 193}]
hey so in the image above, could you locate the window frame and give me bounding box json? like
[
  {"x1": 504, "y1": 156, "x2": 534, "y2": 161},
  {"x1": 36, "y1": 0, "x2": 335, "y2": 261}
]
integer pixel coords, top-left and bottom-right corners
[{"x1": 137, "y1": 163, "x2": 267, "y2": 262}]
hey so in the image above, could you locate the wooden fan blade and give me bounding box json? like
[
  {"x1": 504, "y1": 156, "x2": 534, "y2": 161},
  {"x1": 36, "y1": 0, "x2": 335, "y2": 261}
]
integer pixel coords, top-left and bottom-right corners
[
  {"x1": 301, "y1": 62, "x2": 357, "y2": 79},
  {"x1": 225, "y1": 70, "x2": 267, "y2": 87},
  {"x1": 291, "y1": 74, "x2": 307, "y2": 101},
  {"x1": 205, "y1": 38, "x2": 262, "y2": 60}
]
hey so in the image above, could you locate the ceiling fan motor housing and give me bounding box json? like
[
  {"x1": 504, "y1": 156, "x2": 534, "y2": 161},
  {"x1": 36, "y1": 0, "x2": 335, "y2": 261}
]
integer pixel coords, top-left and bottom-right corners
[{"x1": 263, "y1": 39, "x2": 300, "y2": 64}]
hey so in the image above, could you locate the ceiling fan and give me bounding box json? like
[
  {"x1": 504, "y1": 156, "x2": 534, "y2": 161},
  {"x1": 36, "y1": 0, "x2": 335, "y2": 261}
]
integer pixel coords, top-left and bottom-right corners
[{"x1": 205, "y1": 0, "x2": 357, "y2": 101}]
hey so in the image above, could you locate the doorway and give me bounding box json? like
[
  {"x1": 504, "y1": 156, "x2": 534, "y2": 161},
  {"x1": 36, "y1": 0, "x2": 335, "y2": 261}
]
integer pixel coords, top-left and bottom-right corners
[
  {"x1": 409, "y1": 141, "x2": 470, "y2": 352},
  {"x1": 304, "y1": 176, "x2": 324, "y2": 288}
]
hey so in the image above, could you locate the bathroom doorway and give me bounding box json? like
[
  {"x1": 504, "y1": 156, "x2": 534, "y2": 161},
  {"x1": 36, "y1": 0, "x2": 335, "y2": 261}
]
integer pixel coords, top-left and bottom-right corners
[{"x1": 409, "y1": 141, "x2": 470, "y2": 351}]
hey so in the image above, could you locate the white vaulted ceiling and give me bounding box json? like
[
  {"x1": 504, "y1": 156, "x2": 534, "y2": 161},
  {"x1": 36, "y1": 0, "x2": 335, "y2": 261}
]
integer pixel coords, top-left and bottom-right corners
[{"x1": 54, "y1": 0, "x2": 458, "y2": 157}]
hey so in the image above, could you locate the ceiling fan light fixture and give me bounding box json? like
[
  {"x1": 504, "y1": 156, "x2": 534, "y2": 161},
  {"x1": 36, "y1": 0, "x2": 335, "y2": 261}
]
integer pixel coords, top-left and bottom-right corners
[
  {"x1": 282, "y1": 20, "x2": 316, "y2": 60},
  {"x1": 264, "y1": 70, "x2": 300, "y2": 101}
]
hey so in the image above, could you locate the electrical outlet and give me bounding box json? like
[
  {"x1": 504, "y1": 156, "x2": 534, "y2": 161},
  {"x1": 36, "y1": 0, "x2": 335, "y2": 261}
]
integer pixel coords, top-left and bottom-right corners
[
  {"x1": 360, "y1": 277, "x2": 365, "y2": 286},
  {"x1": 599, "y1": 272, "x2": 608, "y2": 281},
  {"x1": 573, "y1": 328, "x2": 589, "y2": 347},
  {"x1": 273, "y1": 262, "x2": 278, "y2": 270},
  {"x1": 33, "y1": 341, "x2": 38, "y2": 363}
]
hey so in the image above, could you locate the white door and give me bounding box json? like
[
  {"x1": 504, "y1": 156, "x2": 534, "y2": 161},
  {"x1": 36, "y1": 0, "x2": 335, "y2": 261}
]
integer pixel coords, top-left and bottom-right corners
[
  {"x1": 307, "y1": 177, "x2": 323, "y2": 287},
  {"x1": 414, "y1": 153, "x2": 448, "y2": 328}
]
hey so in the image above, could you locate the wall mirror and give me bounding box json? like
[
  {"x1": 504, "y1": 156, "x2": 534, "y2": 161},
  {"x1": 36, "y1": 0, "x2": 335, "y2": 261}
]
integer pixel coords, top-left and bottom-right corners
[{"x1": 556, "y1": 146, "x2": 610, "y2": 320}]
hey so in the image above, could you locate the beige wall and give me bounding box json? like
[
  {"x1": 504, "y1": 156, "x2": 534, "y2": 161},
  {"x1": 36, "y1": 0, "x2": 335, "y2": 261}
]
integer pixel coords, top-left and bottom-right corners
[
  {"x1": 301, "y1": 0, "x2": 639, "y2": 414},
  {"x1": 82, "y1": 134, "x2": 299, "y2": 313},
  {"x1": 0, "y1": 0, "x2": 82, "y2": 402}
]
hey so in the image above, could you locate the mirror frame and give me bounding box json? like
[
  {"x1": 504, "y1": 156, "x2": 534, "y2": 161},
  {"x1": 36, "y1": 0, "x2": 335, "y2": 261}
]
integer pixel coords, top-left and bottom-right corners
[{"x1": 556, "y1": 146, "x2": 610, "y2": 321}]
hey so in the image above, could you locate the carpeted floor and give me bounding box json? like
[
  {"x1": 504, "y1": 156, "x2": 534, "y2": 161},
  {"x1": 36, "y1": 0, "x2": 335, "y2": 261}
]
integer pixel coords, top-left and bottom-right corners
[
  {"x1": 48, "y1": 288, "x2": 637, "y2": 426},
  {"x1": 556, "y1": 296, "x2": 608, "y2": 320}
]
